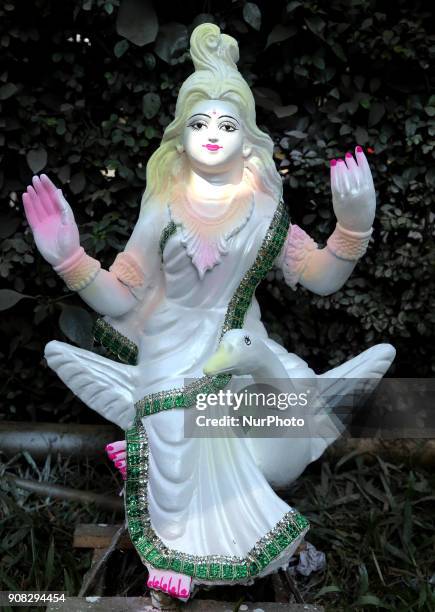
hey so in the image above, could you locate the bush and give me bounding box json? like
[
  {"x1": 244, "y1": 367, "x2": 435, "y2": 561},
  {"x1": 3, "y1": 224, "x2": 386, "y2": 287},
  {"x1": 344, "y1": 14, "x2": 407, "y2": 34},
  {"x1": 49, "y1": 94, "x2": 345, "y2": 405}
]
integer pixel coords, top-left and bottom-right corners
[{"x1": 1, "y1": 0, "x2": 434, "y2": 423}]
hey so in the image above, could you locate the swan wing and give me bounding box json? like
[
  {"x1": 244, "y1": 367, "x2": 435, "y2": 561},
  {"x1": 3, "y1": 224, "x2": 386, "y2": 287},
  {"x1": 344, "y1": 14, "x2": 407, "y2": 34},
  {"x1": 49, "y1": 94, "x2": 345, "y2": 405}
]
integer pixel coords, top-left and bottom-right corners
[{"x1": 44, "y1": 340, "x2": 137, "y2": 430}]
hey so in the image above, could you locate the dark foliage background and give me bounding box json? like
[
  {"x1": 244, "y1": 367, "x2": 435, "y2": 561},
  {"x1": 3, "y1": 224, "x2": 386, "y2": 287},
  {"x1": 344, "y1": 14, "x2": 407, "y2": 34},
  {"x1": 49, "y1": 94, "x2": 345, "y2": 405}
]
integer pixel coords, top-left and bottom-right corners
[{"x1": 0, "y1": 0, "x2": 434, "y2": 424}]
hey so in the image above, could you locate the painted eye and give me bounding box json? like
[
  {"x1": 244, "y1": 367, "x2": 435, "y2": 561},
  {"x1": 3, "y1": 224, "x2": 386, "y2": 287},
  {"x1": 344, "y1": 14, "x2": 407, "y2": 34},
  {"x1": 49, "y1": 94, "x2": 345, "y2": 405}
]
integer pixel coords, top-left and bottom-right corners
[
  {"x1": 220, "y1": 123, "x2": 236, "y2": 132},
  {"x1": 189, "y1": 121, "x2": 207, "y2": 131},
  {"x1": 244, "y1": 335, "x2": 251, "y2": 346}
]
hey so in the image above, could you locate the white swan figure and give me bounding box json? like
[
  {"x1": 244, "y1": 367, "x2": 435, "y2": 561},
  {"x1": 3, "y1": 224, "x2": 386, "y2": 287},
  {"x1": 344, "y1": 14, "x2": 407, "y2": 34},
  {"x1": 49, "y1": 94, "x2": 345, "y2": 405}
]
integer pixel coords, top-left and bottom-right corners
[
  {"x1": 44, "y1": 331, "x2": 395, "y2": 488},
  {"x1": 203, "y1": 329, "x2": 396, "y2": 487}
]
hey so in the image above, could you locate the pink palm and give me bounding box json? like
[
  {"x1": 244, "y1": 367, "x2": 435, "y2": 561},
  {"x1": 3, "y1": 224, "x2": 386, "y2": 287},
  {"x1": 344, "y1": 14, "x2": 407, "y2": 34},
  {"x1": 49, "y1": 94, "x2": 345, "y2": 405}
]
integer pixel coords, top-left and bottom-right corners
[{"x1": 22, "y1": 175, "x2": 80, "y2": 267}]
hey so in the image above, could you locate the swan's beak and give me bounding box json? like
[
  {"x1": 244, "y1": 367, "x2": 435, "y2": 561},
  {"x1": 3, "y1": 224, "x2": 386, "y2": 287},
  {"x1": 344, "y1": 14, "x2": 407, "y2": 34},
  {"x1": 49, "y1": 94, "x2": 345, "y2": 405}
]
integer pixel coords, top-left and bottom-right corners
[{"x1": 203, "y1": 344, "x2": 233, "y2": 376}]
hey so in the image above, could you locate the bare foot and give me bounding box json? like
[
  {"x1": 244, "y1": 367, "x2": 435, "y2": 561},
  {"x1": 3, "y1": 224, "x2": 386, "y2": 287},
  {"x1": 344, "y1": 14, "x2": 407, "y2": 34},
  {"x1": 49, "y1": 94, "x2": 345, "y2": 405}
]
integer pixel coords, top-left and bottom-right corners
[
  {"x1": 105, "y1": 440, "x2": 126, "y2": 480},
  {"x1": 147, "y1": 569, "x2": 191, "y2": 602}
]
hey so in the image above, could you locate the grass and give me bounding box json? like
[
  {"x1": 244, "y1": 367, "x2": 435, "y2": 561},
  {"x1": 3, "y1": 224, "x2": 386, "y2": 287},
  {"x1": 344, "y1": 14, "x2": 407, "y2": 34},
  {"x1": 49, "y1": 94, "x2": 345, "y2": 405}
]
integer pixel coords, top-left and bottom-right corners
[
  {"x1": 0, "y1": 451, "x2": 121, "y2": 604},
  {"x1": 0, "y1": 449, "x2": 434, "y2": 611},
  {"x1": 288, "y1": 453, "x2": 435, "y2": 611}
]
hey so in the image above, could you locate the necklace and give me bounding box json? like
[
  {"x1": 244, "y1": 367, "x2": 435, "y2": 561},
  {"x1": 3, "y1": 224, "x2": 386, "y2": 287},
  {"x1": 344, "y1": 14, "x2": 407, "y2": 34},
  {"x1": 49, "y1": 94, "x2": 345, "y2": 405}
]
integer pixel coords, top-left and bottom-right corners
[{"x1": 168, "y1": 174, "x2": 255, "y2": 279}]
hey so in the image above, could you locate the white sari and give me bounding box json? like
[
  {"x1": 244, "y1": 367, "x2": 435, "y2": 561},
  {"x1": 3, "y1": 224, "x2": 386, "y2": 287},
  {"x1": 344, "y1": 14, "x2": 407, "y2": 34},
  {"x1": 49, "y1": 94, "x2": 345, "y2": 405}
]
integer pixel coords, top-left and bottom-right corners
[{"x1": 115, "y1": 192, "x2": 309, "y2": 589}]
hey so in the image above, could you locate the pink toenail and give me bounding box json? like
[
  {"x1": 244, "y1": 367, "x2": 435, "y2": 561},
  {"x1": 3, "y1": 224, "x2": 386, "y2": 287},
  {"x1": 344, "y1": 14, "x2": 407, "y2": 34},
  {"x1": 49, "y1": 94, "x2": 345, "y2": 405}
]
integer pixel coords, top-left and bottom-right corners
[
  {"x1": 330, "y1": 159, "x2": 336, "y2": 166},
  {"x1": 356, "y1": 145, "x2": 363, "y2": 152},
  {"x1": 346, "y1": 152, "x2": 352, "y2": 158}
]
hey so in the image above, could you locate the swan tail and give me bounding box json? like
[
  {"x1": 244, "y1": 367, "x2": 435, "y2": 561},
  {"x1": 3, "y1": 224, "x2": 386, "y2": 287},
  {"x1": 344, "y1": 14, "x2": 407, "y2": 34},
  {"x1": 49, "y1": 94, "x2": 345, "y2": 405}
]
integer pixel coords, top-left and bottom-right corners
[
  {"x1": 44, "y1": 340, "x2": 137, "y2": 430},
  {"x1": 316, "y1": 343, "x2": 396, "y2": 416},
  {"x1": 321, "y1": 343, "x2": 396, "y2": 380}
]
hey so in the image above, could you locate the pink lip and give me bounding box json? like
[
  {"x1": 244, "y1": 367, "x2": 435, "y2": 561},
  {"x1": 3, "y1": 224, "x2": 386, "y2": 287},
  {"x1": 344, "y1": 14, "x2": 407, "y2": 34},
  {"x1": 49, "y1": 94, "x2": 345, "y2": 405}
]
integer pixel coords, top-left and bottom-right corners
[{"x1": 202, "y1": 144, "x2": 222, "y2": 151}]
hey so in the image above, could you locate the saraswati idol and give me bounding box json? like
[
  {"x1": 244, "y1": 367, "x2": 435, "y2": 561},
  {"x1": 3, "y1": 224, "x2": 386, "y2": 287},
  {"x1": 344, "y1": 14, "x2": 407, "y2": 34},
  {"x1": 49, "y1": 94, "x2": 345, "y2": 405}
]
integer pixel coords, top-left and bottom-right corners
[{"x1": 22, "y1": 23, "x2": 395, "y2": 605}]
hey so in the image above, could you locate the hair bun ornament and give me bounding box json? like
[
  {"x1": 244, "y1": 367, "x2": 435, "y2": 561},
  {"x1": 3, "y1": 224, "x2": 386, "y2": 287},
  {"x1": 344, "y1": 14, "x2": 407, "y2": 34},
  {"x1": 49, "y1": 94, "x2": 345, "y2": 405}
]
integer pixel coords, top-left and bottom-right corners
[{"x1": 189, "y1": 23, "x2": 239, "y2": 76}]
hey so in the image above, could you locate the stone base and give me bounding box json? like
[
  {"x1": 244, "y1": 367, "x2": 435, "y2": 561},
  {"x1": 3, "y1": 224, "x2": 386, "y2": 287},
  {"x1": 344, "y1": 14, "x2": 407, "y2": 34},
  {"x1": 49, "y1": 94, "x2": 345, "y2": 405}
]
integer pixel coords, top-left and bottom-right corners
[{"x1": 46, "y1": 597, "x2": 325, "y2": 611}]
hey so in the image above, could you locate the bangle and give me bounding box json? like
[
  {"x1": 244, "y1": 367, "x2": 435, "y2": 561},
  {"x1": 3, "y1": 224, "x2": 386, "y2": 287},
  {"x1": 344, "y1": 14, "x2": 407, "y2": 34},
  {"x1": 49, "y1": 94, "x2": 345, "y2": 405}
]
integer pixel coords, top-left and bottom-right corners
[
  {"x1": 53, "y1": 247, "x2": 101, "y2": 291},
  {"x1": 326, "y1": 223, "x2": 373, "y2": 261}
]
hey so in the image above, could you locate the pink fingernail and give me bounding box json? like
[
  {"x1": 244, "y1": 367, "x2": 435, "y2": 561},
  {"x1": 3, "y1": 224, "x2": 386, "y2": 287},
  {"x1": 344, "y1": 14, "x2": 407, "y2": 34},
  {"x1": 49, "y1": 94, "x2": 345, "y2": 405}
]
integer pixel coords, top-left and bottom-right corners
[
  {"x1": 346, "y1": 152, "x2": 352, "y2": 158},
  {"x1": 330, "y1": 159, "x2": 337, "y2": 167},
  {"x1": 106, "y1": 444, "x2": 113, "y2": 451},
  {"x1": 337, "y1": 159, "x2": 345, "y2": 163},
  {"x1": 356, "y1": 145, "x2": 363, "y2": 152}
]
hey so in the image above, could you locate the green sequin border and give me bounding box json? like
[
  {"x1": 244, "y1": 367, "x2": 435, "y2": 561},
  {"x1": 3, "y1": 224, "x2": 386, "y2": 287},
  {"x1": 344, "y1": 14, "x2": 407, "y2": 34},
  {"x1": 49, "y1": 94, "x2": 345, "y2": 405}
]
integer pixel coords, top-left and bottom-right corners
[
  {"x1": 93, "y1": 318, "x2": 138, "y2": 365},
  {"x1": 126, "y1": 199, "x2": 310, "y2": 581},
  {"x1": 125, "y1": 423, "x2": 309, "y2": 582},
  {"x1": 159, "y1": 220, "x2": 178, "y2": 262}
]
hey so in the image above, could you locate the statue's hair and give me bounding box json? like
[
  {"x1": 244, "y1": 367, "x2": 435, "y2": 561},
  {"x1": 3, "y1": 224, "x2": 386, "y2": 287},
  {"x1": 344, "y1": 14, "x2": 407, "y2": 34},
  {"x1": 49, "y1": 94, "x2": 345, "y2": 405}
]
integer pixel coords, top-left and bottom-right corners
[{"x1": 140, "y1": 23, "x2": 282, "y2": 214}]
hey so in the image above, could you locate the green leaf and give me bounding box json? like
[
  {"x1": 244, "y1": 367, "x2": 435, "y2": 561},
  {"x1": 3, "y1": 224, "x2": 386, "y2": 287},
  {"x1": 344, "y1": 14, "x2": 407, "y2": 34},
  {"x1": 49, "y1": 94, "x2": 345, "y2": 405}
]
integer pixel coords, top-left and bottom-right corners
[
  {"x1": 313, "y1": 56, "x2": 325, "y2": 70},
  {"x1": 354, "y1": 594, "x2": 391, "y2": 608},
  {"x1": 0, "y1": 289, "x2": 32, "y2": 311},
  {"x1": 116, "y1": 0, "x2": 158, "y2": 46},
  {"x1": 286, "y1": 130, "x2": 307, "y2": 139},
  {"x1": 0, "y1": 82, "x2": 18, "y2": 100},
  {"x1": 265, "y1": 24, "x2": 296, "y2": 48},
  {"x1": 331, "y1": 42, "x2": 346, "y2": 61},
  {"x1": 315, "y1": 585, "x2": 341, "y2": 598},
  {"x1": 355, "y1": 126, "x2": 369, "y2": 145},
  {"x1": 26, "y1": 148, "x2": 48, "y2": 173},
  {"x1": 143, "y1": 52, "x2": 156, "y2": 70},
  {"x1": 305, "y1": 16, "x2": 326, "y2": 37},
  {"x1": 114, "y1": 39, "x2": 129, "y2": 58},
  {"x1": 154, "y1": 22, "x2": 188, "y2": 64},
  {"x1": 70, "y1": 172, "x2": 86, "y2": 194},
  {"x1": 369, "y1": 102, "x2": 386, "y2": 127},
  {"x1": 142, "y1": 92, "x2": 160, "y2": 119},
  {"x1": 59, "y1": 305, "x2": 94, "y2": 349},
  {"x1": 286, "y1": 1, "x2": 302, "y2": 12},
  {"x1": 243, "y1": 2, "x2": 261, "y2": 31},
  {"x1": 253, "y1": 87, "x2": 282, "y2": 111},
  {"x1": 273, "y1": 104, "x2": 298, "y2": 119},
  {"x1": 45, "y1": 538, "x2": 55, "y2": 590},
  {"x1": 425, "y1": 167, "x2": 435, "y2": 187},
  {"x1": 358, "y1": 563, "x2": 369, "y2": 596}
]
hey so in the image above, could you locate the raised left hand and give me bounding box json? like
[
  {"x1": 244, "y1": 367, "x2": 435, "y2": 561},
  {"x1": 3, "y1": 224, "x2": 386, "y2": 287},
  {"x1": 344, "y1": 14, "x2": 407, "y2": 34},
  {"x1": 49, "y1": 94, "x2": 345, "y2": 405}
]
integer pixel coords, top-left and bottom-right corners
[{"x1": 330, "y1": 146, "x2": 376, "y2": 232}]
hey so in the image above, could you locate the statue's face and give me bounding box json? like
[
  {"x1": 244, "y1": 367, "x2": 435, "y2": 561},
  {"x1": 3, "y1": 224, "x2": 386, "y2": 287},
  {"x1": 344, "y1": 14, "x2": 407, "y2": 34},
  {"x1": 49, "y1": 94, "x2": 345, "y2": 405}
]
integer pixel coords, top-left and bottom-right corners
[{"x1": 182, "y1": 99, "x2": 245, "y2": 174}]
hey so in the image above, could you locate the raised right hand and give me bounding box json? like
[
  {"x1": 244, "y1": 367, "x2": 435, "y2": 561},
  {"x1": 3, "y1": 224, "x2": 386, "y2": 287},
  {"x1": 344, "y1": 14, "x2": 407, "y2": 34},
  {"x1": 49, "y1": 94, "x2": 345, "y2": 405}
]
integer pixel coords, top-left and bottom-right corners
[{"x1": 22, "y1": 175, "x2": 80, "y2": 267}]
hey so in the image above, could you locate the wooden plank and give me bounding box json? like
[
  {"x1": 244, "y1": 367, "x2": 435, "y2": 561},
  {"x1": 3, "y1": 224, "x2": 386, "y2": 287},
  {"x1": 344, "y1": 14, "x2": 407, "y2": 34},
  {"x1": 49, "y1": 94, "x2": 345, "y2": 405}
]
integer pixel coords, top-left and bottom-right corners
[
  {"x1": 73, "y1": 523, "x2": 133, "y2": 549},
  {"x1": 46, "y1": 597, "x2": 324, "y2": 611}
]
